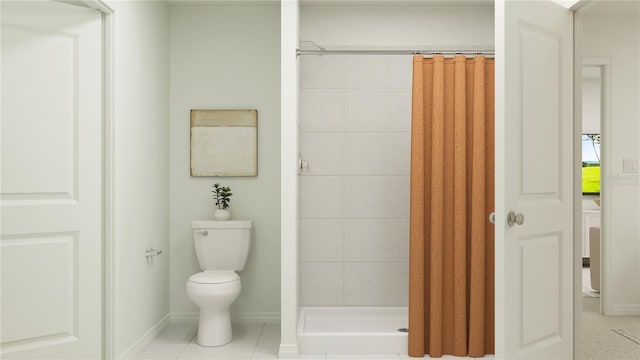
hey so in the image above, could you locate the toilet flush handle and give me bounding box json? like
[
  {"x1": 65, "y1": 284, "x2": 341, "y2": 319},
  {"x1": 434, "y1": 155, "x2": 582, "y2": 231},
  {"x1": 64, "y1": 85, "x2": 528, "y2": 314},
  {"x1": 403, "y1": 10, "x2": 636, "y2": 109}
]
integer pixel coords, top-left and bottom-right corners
[
  {"x1": 195, "y1": 230, "x2": 208, "y2": 236},
  {"x1": 145, "y1": 248, "x2": 163, "y2": 257}
]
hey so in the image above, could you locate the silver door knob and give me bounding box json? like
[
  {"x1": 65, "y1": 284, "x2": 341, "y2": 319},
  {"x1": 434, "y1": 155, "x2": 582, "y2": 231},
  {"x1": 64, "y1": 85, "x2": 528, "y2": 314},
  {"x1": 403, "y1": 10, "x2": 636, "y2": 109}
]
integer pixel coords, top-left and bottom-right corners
[
  {"x1": 489, "y1": 212, "x2": 496, "y2": 224},
  {"x1": 507, "y1": 211, "x2": 525, "y2": 227}
]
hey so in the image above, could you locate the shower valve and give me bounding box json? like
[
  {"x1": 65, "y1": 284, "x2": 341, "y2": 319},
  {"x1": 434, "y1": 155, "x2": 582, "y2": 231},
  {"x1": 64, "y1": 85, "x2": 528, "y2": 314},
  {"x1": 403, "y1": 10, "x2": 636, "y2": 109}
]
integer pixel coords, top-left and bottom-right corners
[{"x1": 298, "y1": 157, "x2": 310, "y2": 174}]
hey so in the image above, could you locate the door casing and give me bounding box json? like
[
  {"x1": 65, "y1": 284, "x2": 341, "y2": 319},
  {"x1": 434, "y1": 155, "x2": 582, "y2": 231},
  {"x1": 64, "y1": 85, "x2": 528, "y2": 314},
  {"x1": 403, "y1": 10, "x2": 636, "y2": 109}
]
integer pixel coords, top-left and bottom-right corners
[{"x1": 80, "y1": 1, "x2": 115, "y2": 358}]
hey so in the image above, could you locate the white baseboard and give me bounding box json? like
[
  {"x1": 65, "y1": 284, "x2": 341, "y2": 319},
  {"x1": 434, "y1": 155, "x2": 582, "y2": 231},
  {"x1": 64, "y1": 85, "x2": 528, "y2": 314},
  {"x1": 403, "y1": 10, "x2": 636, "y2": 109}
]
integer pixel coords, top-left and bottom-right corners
[
  {"x1": 233, "y1": 312, "x2": 281, "y2": 324},
  {"x1": 611, "y1": 304, "x2": 640, "y2": 316},
  {"x1": 278, "y1": 343, "x2": 299, "y2": 358},
  {"x1": 171, "y1": 311, "x2": 281, "y2": 325},
  {"x1": 170, "y1": 312, "x2": 199, "y2": 324},
  {"x1": 119, "y1": 313, "x2": 171, "y2": 359}
]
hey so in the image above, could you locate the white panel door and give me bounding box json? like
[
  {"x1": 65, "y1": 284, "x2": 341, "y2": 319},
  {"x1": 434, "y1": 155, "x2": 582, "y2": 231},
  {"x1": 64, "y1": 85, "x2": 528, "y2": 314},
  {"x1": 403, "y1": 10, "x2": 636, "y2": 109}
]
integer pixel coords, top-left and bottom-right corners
[
  {"x1": 496, "y1": 0, "x2": 574, "y2": 358},
  {"x1": 1, "y1": 1, "x2": 102, "y2": 358}
]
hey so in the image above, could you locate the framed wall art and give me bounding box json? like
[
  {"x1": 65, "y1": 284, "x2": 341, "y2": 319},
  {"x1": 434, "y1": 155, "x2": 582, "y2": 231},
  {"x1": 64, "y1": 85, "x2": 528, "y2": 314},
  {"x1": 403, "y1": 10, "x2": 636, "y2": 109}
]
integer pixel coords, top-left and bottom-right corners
[{"x1": 190, "y1": 109, "x2": 257, "y2": 177}]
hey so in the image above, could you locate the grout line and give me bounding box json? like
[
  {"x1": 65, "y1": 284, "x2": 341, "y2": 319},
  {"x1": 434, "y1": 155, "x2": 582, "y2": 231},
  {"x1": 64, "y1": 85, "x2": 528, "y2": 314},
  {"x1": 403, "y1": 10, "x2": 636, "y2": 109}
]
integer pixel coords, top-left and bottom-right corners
[
  {"x1": 341, "y1": 84, "x2": 347, "y2": 307},
  {"x1": 249, "y1": 323, "x2": 266, "y2": 359},
  {"x1": 175, "y1": 325, "x2": 197, "y2": 360}
]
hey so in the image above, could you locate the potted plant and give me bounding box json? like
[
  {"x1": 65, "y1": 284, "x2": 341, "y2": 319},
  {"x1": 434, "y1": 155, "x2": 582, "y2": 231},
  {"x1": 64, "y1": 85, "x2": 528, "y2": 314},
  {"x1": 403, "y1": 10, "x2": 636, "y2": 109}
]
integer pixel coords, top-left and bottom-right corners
[{"x1": 212, "y1": 183, "x2": 232, "y2": 221}]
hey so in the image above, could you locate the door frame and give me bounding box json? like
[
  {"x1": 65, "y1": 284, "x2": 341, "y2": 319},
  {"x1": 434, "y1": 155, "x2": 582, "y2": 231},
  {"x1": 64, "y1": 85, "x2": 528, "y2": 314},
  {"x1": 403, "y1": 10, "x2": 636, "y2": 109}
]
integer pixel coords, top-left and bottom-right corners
[
  {"x1": 80, "y1": 0, "x2": 115, "y2": 358},
  {"x1": 577, "y1": 57, "x2": 611, "y2": 315},
  {"x1": 572, "y1": 1, "x2": 613, "y2": 357},
  {"x1": 573, "y1": 8, "x2": 583, "y2": 358}
]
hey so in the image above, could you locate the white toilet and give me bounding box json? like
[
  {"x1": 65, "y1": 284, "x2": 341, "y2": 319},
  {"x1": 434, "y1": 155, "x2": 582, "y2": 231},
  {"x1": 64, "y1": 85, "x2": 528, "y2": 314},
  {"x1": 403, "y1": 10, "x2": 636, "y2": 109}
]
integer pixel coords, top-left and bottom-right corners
[{"x1": 186, "y1": 220, "x2": 252, "y2": 346}]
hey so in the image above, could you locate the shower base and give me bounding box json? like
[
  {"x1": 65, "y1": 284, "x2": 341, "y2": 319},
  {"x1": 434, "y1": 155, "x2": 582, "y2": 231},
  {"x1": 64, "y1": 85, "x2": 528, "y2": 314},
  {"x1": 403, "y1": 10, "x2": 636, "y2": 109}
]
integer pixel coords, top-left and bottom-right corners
[{"x1": 297, "y1": 306, "x2": 408, "y2": 354}]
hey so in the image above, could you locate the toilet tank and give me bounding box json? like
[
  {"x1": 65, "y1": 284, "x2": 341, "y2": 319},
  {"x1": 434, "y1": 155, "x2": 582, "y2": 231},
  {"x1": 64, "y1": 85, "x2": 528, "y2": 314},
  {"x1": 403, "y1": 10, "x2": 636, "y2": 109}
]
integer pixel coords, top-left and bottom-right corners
[{"x1": 192, "y1": 220, "x2": 252, "y2": 271}]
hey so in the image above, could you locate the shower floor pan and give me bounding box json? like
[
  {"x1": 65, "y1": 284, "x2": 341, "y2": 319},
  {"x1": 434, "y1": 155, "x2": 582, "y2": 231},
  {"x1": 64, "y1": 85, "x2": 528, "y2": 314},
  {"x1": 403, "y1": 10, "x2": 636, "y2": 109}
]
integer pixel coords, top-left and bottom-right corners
[{"x1": 297, "y1": 307, "x2": 408, "y2": 354}]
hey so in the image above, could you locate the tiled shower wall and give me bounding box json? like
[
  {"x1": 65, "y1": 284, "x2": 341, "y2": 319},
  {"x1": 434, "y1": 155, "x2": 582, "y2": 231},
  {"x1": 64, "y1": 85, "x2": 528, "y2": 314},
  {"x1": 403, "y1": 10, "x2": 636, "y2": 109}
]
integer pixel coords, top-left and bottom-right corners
[{"x1": 299, "y1": 55, "x2": 413, "y2": 306}]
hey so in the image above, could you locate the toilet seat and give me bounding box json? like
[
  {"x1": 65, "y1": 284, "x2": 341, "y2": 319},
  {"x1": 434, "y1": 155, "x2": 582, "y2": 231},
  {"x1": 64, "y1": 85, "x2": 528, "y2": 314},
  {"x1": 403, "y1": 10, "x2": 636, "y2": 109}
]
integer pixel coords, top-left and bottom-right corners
[{"x1": 188, "y1": 271, "x2": 239, "y2": 285}]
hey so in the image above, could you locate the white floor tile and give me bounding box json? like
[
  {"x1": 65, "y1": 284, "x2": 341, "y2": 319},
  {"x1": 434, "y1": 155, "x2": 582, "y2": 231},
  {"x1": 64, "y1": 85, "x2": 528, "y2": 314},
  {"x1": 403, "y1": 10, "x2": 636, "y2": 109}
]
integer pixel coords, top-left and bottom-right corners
[
  {"x1": 136, "y1": 324, "x2": 501, "y2": 360},
  {"x1": 256, "y1": 324, "x2": 280, "y2": 344},
  {"x1": 251, "y1": 342, "x2": 280, "y2": 359},
  {"x1": 179, "y1": 324, "x2": 263, "y2": 359},
  {"x1": 251, "y1": 324, "x2": 281, "y2": 359},
  {"x1": 327, "y1": 354, "x2": 399, "y2": 360},
  {"x1": 135, "y1": 324, "x2": 196, "y2": 359}
]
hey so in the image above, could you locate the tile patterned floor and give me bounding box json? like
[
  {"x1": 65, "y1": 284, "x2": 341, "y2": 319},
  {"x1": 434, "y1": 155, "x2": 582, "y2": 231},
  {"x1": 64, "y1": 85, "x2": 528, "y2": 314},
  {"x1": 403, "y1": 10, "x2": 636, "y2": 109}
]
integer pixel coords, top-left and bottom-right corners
[
  {"x1": 134, "y1": 267, "x2": 622, "y2": 360},
  {"x1": 135, "y1": 324, "x2": 494, "y2": 360},
  {"x1": 135, "y1": 324, "x2": 279, "y2": 360}
]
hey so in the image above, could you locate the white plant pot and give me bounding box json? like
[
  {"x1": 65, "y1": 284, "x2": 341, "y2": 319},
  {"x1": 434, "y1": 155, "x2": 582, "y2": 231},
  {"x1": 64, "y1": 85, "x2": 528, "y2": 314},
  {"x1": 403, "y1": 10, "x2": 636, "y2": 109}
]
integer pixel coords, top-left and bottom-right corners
[{"x1": 214, "y1": 209, "x2": 231, "y2": 221}]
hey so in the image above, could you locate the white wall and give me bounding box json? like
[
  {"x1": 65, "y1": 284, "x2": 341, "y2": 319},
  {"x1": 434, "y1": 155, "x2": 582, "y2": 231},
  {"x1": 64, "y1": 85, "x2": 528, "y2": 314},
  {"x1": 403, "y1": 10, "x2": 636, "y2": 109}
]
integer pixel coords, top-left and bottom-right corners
[
  {"x1": 582, "y1": 11, "x2": 640, "y2": 314},
  {"x1": 112, "y1": 0, "x2": 171, "y2": 356},
  {"x1": 169, "y1": 3, "x2": 281, "y2": 320},
  {"x1": 582, "y1": 75, "x2": 601, "y2": 134},
  {"x1": 280, "y1": 0, "x2": 300, "y2": 356},
  {"x1": 300, "y1": 3, "x2": 494, "y2": 49}
]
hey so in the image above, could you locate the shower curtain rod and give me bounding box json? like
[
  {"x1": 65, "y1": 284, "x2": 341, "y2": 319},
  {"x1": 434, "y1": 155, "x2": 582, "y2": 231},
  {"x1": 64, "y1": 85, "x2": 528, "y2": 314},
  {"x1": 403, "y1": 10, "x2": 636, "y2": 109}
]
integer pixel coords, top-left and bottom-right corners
[{"x1": 296, "y1": 49, "x2": 495, "y2": 57}]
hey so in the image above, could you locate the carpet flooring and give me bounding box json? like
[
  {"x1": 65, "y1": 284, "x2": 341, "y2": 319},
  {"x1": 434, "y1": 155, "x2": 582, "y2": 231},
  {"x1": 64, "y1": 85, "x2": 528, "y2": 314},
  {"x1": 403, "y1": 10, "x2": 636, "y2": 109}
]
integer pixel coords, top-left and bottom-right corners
[
  {"x1": 581, "y1": 297, "x2": 640, "y2": 359},
  {"x1": 612, "y1": 327, "x2": 640, "y2": 346}
]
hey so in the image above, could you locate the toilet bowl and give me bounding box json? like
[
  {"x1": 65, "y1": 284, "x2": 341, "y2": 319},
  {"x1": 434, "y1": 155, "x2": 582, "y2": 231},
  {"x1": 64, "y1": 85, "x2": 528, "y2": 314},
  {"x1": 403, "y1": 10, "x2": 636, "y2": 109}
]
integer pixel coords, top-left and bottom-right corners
[
  {"x1": 186, "y1": 271, "x2": 241, "y2": 346},
  {"x1": 186, "y1": 220, "x2": 252, "y2": 347}
]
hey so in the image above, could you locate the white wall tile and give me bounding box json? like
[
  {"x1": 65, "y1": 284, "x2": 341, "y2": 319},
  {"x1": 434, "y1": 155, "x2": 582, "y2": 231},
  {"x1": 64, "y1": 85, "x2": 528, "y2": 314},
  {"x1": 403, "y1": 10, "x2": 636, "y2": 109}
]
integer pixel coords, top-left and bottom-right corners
[
  {"x1": 344, "y1": 132, "x2": 410, "y2": 176},
  {"x1": 344, "y1": 89, "x2": 411, "y2": 132},
  {"x1": 384, "y1": 262, "x2": 409, "y2": 306},
  {"x1": 301, "y1": 176, "x2": 344, "y2": 219},
  {"x1": 301, "y1": 89, "x2": 345, "y2": 132},
  {"x1": 344, "y1": 263, "x2": 386, "y2": 305},
  {"x1": 344, "y1": 262, "x2": 408, "y2": 306},
  {"x1": 301, "y1": 263, "x2": 344, "y2": 305},
  {"x1": 301, "y1": 55, "x2": 345, "y2": 89},
  {"x1": 344, "y1": 219, "x2": 409, "y2": 262},
  {"x1": 345, "y1": 55, "x2": 412, "y2": 89},
  {"x1": 344, "y1": 176, "x2": 410, "y2": 219},
  {"x1": 301, "y1": 133, "x2": 344, "y2": 175},
  {"x1": 300, "y1": 55, "x2": 414, "y2": 307},
  {"x1": 301, "y1": 219, "x2": 344, "y2": 262}
]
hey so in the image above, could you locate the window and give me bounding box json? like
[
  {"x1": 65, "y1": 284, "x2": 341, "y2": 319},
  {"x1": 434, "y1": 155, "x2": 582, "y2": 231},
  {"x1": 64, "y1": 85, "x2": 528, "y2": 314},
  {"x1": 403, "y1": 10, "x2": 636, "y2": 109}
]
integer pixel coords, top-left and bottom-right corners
[{"x1": 582, "y1": 134, "x2": 600, "y2": 195}]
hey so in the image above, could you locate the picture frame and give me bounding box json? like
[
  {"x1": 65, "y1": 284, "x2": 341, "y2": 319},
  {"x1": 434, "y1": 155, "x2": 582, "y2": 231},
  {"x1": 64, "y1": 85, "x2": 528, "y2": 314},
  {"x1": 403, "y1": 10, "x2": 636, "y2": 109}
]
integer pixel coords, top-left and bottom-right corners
[{"x1": 190, "y1": 109, "x2": 258, "y2": 177}]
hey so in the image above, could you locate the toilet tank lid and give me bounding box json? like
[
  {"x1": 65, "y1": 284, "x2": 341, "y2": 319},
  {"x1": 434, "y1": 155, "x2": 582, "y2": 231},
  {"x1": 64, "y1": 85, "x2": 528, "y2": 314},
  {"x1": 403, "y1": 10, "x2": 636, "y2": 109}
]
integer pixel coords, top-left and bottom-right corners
[
  {"x1": 192, "y1": 220, "x2": 252, "y2": 229},
  {"x1": 189, "y1": 271, "x2": 239, "y2": 284}
]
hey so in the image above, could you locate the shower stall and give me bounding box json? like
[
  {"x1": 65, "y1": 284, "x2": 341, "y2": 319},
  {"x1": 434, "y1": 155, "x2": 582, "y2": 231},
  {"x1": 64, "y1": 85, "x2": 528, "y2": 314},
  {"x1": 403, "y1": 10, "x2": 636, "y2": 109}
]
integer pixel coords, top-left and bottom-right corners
[
  {"x1": 281, "y1": 0, "x2": 496, "y2": 356},
  {"x1": 296, "y1": 52, "x2": 414, "y2": 354}
]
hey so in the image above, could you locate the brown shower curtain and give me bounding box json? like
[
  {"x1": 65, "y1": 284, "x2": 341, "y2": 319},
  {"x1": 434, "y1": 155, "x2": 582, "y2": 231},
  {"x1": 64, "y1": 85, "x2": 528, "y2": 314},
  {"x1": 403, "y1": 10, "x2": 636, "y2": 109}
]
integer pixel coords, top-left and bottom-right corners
[{"x1": 408, "y1": 55, "x2": 494, "y2": 358}]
